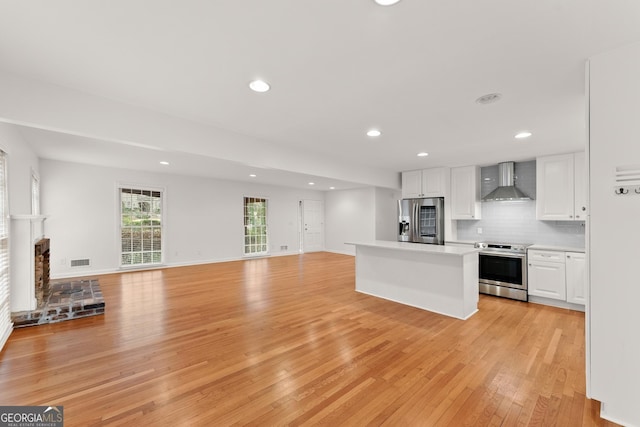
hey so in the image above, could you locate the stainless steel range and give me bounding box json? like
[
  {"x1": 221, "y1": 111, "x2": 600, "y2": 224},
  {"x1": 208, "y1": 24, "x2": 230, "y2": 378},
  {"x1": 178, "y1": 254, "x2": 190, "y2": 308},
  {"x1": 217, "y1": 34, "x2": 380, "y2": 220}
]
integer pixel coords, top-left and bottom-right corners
[{"x1": 474, "y1": 242, "x2": 531, "y2": 301}]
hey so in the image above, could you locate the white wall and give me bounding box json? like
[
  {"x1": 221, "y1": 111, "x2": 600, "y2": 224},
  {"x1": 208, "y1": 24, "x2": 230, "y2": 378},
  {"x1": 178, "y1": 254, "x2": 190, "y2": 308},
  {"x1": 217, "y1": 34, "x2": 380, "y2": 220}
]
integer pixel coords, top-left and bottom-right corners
[
  {"x1": 589, "y1": 41, "x2": 640, "y2": 427},
  {"x1": 325, "y1": 187, "x2": 400, "y2": 255},
  {"x1": 0, "y1": 122, "x2": 40, "y2": 346},
  {"x1": 375, "y1": 187, "x2": 401, "y2": 241},
  {"x1": 0, "y1": 122, "x2": 39, "y2": 215},
  {"x1": 40, "y1": 159, "x2": 324, "y2": 278},
  {"x1": 325, "y1": 187, "x2": 375, "y2": 255}
]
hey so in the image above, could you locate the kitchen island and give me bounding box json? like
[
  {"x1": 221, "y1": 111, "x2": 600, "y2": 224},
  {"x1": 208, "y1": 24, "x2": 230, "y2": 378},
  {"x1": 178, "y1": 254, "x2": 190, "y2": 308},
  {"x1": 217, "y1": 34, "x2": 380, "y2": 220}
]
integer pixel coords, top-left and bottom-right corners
[{"x1": 348, "y1": 241, "x2": 479, "y2": 320}]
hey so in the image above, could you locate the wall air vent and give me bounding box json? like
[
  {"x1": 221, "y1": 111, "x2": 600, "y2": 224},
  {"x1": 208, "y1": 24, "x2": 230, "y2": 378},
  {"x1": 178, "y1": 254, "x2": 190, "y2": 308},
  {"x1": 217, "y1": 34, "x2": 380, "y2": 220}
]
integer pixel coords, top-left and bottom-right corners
[{"x1": 70, "y1": 258, "x2": 91, "y2": 267}]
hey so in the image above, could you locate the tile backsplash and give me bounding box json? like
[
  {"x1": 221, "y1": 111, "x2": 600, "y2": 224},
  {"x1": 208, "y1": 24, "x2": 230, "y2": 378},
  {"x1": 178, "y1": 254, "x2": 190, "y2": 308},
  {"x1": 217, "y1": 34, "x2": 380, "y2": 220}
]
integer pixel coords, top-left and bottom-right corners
[{"x1": 455, "y1": 160, "x2": 585, "y2": 248}]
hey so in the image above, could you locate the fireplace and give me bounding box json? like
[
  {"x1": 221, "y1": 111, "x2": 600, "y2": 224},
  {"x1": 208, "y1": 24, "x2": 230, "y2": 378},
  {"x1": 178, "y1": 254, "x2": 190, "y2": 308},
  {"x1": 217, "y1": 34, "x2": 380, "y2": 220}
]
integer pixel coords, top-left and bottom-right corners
[
  {"x1": 34, "y1": 238, "x2": 50, "y2": 308},
  {"x1": 10, "y1": 233, "x2": 105, "y2": 327}
]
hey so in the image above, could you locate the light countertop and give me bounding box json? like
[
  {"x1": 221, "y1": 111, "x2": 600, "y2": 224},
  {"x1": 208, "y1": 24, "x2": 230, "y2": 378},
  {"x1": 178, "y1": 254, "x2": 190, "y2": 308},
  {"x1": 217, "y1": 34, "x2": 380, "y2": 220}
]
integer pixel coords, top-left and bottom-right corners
[
  {"x1": 346, "y1": 240, "x2": 479, "y2": 256},
  {"x1": 528, "y1": 244, "x2": 585, "y2": 253},
  {"x1": 445, "y1": 240, "x2": 476, "y2": 246}
]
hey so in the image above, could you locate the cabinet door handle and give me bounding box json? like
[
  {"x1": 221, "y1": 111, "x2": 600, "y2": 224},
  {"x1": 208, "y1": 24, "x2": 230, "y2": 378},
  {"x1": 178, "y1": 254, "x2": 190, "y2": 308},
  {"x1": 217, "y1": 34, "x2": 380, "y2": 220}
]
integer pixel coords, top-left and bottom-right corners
[
  {"x1": 576, "y1": 215, "x2": 580, "y2": 219},
  {"x1": 569, "y1": 215, "x2": 573, "y2": 218},
  {"x1": 582, "y1": 206, "x2": 586, "y2": 211}
]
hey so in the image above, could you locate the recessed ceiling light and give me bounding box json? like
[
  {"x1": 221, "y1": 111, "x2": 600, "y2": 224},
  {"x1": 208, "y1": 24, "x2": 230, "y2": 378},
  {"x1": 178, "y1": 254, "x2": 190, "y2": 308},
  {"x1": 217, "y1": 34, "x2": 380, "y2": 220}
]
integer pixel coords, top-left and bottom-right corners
[
  {"x1": 417, "y1": 152, "x2": 429, "y2": 157},
  {"x1": 159, "y1": 161, "x2": 169, "y2": 165},
  {"x1": 249, "y1": 174, "x2": 257, "y2": 178},
  {"x1": 308, "y1": 182, "x2": 315, "y2": 186},
  {"x1": 515, "y1": 131, "x2": 532, "y2": 139},
  {"x1": 249, "y1": 79, "x2": 270, "y2": 93},
  {"x1": 475, "y1": 93, "x2": 502, "y2": 105},
  {"x1": 374, "y1": 0, "x2": 401, "y2": 5},
  {"x1": 329, "y1": 186, "x2": 335, "y2": 190},
  {"x1": 367, "y1": 129, "x2": 381, "y2": 137}
]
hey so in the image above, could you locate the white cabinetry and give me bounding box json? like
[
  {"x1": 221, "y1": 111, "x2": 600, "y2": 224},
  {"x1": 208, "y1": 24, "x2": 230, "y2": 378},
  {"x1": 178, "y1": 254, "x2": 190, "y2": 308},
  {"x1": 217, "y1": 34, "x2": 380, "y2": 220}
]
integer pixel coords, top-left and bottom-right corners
[
  {"x1": 528, "y1": 249, "x2": 585, "y2": 307},
  {"x1": 573, "y1": 152, "x2": 587, "y2": 220},
  {"x1": 401, "y1": 170, "x2": 422, "y2": 198},
  {"x1": 565, "y1": 252, "x2": 586, "y2": 305},
  {"x1": 450, "y1": 166, "x2": 481, "y2": 220},
  {"x1": 402, "y1": 168, "x2": 446, "y2": 199},
  {"x1": 528, "y1": 250, "x2": 567, "y2": 300},
  {"x1": 536, "y1": 152, "x2": 587, "y2": 220}
]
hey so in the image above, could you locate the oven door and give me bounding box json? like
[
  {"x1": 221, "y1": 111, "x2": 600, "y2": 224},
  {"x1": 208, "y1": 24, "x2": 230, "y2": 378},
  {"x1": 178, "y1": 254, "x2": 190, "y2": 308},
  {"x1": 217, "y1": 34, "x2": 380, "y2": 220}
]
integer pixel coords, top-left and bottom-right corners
[{"x1": 478, "y1": 252, "x2": 526, "y2": 291}]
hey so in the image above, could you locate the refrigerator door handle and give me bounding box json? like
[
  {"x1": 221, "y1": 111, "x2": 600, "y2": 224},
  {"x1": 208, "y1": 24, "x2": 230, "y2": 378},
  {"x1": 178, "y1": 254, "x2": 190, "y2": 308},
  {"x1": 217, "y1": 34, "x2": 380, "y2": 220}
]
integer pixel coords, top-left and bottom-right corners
[{"x1": 413, "y1": 201, "x2": 419, "y2": 241}]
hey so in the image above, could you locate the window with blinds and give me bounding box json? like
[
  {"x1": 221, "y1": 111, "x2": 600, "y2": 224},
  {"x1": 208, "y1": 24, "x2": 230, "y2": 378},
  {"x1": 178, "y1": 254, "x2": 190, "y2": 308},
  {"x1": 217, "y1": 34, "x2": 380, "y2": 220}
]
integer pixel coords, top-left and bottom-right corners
[
  {"x1": 243, "y1": 197, "x2": 268, "y2": 256},
  {"x1": 0, "y1": 150, "x2": 11, "y2": 350},
  {"x1": 120, "y1": 187, "x2": 163, "y2": 266}
]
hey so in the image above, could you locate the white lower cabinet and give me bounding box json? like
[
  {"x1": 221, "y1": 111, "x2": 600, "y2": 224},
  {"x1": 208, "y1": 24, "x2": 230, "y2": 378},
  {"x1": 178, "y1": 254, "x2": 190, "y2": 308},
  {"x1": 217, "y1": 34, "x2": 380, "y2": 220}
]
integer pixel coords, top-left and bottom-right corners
[
  {"x1": 565, "y1": 252, "x2": 586, "y2": 305},
  {"x1": 528, "y1": 252, "x2": 567, "y2": 300},
  {"x1": 528, "y1": 249, "x2": 585, "y2": 307}
]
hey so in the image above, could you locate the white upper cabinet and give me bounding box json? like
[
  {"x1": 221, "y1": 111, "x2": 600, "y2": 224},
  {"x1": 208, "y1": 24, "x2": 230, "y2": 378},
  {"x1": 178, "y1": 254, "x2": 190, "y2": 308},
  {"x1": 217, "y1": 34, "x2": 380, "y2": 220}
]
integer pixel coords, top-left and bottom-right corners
[
  {"x1": 401, "y1": 168, "x2": 446, "y2": 198},
  {"x1": 401, "y1": 170, "x2": 423, "y2": 198},
  {"x1": 573, "y1": 151, "x2": 588, "y2": 220},
  {"x1": 536, "y1": 152, "x2": 585, "y2": 220},
  {"x1": 450, "y1": 166, "x2": 481, "y2": 220},
  {"x1": 421, "y1": 168, "x2": 446, "y2": 197}
]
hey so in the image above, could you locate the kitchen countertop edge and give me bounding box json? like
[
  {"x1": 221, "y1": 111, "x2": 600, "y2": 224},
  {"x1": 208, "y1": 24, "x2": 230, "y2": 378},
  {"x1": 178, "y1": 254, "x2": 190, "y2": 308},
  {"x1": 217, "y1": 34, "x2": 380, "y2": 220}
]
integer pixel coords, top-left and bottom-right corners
[
  {"x1": 527, "y1": 244, "x2": 585, "y2": 253},
  {"x1": 346, "y1": 240, "x2": 479, "y2": 256}
]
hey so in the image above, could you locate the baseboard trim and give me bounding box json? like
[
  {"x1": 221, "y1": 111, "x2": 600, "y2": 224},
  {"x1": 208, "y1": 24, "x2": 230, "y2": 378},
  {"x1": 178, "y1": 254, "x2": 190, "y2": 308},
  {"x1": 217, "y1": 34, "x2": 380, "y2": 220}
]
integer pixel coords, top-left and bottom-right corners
[
  {"x1": 324, "y1": 249, "x2": 355, "y2": 257},
  {"x1": 528, "y1": 295, "x2": 585, "y2": 312},
  {"x1": 599, "y1": 402, "x2": 637, "y2": 427},
  {"x1": 50, "y1": 252, "x2": 312, "y2": 280}
]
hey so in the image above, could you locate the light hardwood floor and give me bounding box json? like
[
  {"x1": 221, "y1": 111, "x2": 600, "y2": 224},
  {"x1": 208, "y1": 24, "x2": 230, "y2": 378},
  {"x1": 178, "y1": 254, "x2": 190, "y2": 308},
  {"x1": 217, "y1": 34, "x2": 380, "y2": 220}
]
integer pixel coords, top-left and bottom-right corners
[{"x1": 0, "y1": 252, "x2": 617, "y2": 426}]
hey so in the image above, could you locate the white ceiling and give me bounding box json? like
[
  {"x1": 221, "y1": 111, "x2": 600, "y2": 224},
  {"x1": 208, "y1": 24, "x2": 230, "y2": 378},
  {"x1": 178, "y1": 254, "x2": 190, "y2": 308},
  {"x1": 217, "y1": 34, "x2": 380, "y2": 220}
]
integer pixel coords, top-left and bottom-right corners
[{"x1": 1, "y1": 0, "x2": 639, "y2": 190}]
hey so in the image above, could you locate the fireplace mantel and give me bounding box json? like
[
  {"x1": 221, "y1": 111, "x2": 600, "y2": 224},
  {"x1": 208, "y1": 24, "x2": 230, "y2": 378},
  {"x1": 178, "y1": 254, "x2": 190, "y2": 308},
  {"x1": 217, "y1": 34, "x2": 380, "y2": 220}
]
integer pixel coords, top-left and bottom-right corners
[
  {"x1": 10, "y1": 215, "x2": 48, "y2": 312},
  {"x1": 10, "y1": 215, "x2": 48, "y2": 220}
]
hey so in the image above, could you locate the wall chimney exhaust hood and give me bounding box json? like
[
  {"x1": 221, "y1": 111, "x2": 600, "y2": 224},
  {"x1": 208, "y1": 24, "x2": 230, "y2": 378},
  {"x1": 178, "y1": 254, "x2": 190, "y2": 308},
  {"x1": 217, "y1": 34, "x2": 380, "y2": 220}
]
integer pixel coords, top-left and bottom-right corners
[{"x1": 482, "y1": 162, "x2": 532, "y2": 201}]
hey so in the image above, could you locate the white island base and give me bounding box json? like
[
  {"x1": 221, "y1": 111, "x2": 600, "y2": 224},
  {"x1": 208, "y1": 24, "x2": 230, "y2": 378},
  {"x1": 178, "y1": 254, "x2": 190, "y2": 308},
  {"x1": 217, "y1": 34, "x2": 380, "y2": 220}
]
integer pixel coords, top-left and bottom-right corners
[{"x1": 350, "y1": 241, "x2": 479, "y2": 320}]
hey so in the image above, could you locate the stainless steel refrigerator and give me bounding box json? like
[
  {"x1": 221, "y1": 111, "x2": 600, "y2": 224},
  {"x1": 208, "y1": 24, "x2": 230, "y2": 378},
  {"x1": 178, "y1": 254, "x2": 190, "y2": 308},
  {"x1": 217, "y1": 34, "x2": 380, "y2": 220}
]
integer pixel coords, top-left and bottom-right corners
[{"x1": 397, "y1": 197, "x2": 444, "y2": 245}]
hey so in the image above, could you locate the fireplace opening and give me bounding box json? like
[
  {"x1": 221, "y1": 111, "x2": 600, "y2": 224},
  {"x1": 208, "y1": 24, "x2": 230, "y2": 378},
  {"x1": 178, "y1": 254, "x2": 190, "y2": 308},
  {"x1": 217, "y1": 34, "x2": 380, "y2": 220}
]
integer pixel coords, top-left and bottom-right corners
[
  {"x1": 34, "y1": 238, "x2": 50, "y2": 308},
  {"x1": 11, "y1": 236, "x2": 105, "y2": 327}
]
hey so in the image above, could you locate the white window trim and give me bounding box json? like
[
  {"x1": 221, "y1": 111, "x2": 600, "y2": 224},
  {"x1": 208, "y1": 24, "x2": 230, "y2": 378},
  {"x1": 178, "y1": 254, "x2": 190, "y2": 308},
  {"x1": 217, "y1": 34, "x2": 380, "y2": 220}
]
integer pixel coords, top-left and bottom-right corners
[
  {"x1": 116, "y1": 182, "x2": 166, "y2": 269},
  {"x1": 31, "y1": 169, "x2": 40, "y2": 216},
  {"x1": 0, "y1": 150, "x2": 11, "y2": 351},
  {"x1": 242, "y1": 195, "x2": 270, "y2": 257}
]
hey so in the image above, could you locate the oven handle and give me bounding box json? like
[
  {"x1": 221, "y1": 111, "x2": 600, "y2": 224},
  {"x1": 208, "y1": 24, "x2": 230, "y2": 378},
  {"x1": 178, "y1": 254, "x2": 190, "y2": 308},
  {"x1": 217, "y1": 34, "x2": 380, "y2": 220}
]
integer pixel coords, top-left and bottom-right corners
[{"x1": 479, "y1": 251, "x2": 526, "y2": 259}]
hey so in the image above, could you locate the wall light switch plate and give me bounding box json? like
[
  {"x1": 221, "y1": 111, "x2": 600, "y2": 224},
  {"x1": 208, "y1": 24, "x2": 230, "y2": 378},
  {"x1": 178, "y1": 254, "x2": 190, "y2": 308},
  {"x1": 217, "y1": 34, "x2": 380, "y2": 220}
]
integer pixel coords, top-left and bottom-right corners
[{"x1": 477, "y1": 227, "x2": 483, "y2": 234}]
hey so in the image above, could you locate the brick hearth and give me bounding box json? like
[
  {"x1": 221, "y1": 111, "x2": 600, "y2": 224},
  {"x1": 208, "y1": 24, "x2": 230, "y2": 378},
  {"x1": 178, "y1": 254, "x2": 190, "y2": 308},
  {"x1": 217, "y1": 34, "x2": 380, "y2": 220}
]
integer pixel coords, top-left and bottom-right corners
[{"x1": 11, "y1": 279, "x2": 105, "y2": 327}]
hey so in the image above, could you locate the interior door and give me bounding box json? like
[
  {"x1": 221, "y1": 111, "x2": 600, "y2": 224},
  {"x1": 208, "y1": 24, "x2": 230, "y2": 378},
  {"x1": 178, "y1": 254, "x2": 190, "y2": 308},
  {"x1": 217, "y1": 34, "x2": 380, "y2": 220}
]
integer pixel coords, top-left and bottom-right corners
[{"x1": 302, "y1": 200, "x2": 324, "y2": 252}]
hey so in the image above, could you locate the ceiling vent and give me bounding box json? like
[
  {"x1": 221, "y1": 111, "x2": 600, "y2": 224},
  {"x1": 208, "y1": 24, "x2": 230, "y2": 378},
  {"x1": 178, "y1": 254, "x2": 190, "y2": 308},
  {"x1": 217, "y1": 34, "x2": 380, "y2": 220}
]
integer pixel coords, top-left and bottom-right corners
[{"x1": 475, "y1": 93, "x2": 502, "y2": 105}]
